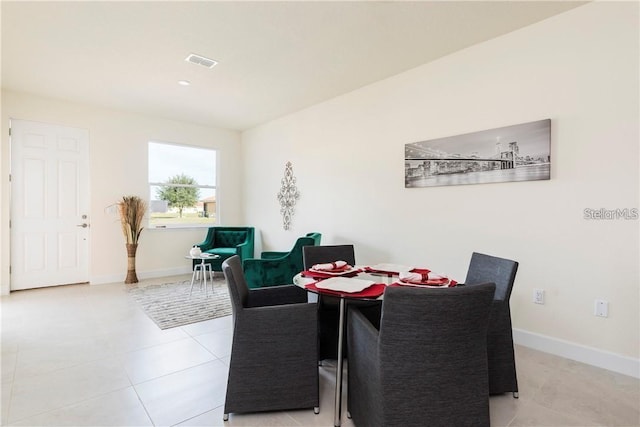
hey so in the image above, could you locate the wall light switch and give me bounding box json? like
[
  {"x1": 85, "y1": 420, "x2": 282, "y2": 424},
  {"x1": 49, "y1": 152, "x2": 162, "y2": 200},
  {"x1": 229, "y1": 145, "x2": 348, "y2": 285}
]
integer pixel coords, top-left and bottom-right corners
[
  {"x1": 595, "y1": 300, "x2": 608, "y2": 317},
  {"x1": 533, "y1": 289, "x2": 544, "y2": 305}
]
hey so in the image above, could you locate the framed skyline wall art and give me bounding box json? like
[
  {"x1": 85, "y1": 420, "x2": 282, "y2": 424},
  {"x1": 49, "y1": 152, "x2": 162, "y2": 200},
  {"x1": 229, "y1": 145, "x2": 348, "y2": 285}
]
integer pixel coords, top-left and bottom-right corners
[{"x1": 404, "y1": 119, "x2": 551, "y2": 188}]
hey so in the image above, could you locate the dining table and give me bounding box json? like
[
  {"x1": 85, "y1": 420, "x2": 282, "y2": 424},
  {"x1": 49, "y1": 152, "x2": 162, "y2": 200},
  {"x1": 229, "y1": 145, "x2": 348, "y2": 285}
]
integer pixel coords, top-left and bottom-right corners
[{"x1": 293, "y1": 263, "x2": 457, "y2": 427}]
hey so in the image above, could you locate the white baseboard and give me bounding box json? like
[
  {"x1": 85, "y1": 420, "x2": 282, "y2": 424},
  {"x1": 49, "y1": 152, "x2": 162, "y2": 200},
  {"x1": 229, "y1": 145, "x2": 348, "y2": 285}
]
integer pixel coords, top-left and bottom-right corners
[
  {"x1": 513, "y1": 328, "x2": 640, "y2": 379},
  {"x1": 90, "y1": 266, "x2": 192, "y2": 285}
]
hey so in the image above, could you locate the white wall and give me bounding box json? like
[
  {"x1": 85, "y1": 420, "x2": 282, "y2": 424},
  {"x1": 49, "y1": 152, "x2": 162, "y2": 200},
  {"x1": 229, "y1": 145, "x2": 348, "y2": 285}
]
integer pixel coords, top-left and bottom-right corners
[
  {"x1": 242, "y1": 2, "x2": 639, "y2": 373},
  {"x1": 1, "y1": 90, "x2": 243, "y2": 293}
]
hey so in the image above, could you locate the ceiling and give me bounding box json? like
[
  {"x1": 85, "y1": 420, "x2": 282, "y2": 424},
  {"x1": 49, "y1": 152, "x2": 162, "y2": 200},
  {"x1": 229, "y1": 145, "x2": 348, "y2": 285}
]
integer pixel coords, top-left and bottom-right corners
[{"x1": 1, "y1": 1, "x2": 585, "y2": 131}]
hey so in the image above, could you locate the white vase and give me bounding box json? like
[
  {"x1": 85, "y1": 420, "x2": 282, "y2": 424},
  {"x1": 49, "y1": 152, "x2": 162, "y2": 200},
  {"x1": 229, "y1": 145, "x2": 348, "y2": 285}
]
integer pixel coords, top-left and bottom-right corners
[{"x1": 190, "y1": 246, "x2": 202, "y2": 257}]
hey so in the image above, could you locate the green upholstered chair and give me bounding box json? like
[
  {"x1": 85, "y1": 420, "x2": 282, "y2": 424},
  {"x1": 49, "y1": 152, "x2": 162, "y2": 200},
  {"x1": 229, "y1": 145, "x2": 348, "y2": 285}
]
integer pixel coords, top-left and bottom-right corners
[
  {"x1": 193, "y1": 227, "x2": 255, "y2": 272},
  {"x1": 242, "y1": 232, "x2": 321, "y2": 289}
]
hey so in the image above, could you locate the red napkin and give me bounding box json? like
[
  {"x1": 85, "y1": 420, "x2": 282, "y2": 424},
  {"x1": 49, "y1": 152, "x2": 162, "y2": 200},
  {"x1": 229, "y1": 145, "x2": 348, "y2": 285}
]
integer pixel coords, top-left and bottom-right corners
[
  {"x1": 305, "y1": 282, "x2": 386, "y2": 298},
  {"x1": 311, "y1": 261, "x2": 349, "y2": 271},
  {"x1": 399, "y1": 271, "x2": 432, "y2": 283},
  {"x1": 401, "y1": 269, "x2": 456, "y2": 286}
]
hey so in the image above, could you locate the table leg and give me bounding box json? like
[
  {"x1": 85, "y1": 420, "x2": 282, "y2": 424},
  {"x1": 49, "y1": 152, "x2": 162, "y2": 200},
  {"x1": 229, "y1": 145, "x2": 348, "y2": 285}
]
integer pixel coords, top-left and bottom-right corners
[
  {"x1": 201, "y1": 259, "x2": 208, "y2": 297},
  {"x1": 334, "y1": 297, "x2": 346, "y2": 427}
]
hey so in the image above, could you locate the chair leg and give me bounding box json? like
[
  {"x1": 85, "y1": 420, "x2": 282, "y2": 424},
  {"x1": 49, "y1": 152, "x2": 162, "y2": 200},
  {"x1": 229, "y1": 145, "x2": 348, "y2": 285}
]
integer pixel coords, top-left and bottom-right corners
[
  {"x1": 347, "y1": 411, "x2": 352, "y2": 419},
  {"x1": 314, "y1": 407, "x2": 320, "y2": 414},
  {"x1": 223, "y1": 413, "x2": 229, "y2": 421},
  {"x1": 513, "y1": 391, "x2": 519, "y2": 398}
]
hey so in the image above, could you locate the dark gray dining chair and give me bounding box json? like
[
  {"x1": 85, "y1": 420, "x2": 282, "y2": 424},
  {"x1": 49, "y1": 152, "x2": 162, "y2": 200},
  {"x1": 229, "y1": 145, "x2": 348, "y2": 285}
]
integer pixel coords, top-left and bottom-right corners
[
  {"x1": 221, "y1": 255, "x2": 319, "y2": 420},
  {"x1": 302, "y1": 244, "x2": 381, "y2": 361},
  {"x1": 347, "y1": 283, "x2": 496, "y2": 427},
  {"x1": 464, "y1": 252, "x2": 520, "y2": 397},
  {"x1": 303, "y1": 244, "x2": 355, "y2": 361}
]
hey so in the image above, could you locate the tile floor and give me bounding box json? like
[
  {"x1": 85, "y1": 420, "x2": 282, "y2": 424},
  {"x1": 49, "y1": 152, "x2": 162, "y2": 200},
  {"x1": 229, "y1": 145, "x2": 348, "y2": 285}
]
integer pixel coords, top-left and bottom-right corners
[{"x1": 1, "y1": 274, "x2": 638, "y2": 426}]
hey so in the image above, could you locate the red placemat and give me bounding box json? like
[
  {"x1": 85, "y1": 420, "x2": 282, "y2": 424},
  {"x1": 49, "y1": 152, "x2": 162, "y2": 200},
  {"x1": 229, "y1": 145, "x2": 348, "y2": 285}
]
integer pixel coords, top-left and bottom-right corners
[
  {"x1": 305, "y1": 282, "x2": 386, "y2": 298},
  {"x1": 390, "y1": 280, "x2": 457, "y2": 288},
  {"x1": 363, "y1": 266, "x2": 432, "y2": 276},
  {"x1": 363, "y1": 266, "x2": 398, "y2": 276},
  {"x1": 301, "y1": 269, "x2": 360, "y2": 279}
]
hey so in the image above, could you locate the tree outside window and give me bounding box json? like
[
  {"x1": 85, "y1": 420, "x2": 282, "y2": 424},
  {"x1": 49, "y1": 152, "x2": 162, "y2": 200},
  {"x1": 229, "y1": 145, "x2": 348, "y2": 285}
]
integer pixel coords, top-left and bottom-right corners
[
  {"x1": 148, "y1": 142, "x2": 217, "y2": 228},
  {"x1": 156, "y1": 174, "x2": 200, "y2": 218}
]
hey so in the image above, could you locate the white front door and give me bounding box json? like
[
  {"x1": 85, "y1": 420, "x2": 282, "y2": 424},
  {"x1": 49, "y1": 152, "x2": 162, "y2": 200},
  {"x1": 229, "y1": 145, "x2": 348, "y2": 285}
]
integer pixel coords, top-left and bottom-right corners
[{"x1": 10, "y1": 119, "x2": 90, "y2": 290}]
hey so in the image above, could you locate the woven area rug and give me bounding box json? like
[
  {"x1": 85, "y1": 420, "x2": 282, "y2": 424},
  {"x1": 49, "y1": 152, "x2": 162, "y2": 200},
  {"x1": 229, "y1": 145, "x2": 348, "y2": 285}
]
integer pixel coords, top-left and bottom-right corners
[{"x1": 127, "y1": 277, "x2": 232, "y2": 330}]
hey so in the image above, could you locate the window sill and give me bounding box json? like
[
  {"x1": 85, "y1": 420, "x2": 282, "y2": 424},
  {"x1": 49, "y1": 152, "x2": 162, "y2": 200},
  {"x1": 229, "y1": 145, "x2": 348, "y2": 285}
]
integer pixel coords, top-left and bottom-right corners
[{"x1": 148, "y1": 224, "x2": 215, "y2": 230}]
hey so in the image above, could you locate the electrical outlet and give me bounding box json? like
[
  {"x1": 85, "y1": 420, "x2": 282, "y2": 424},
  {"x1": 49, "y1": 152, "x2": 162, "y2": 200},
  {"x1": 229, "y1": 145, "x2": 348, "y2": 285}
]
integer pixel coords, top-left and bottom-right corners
[
  {"x1": 533, "y1": 289, "x2": 545, "y2": 305},
  {"x1": 595, "y1": 300, "x2": 608, "y2": 317}
]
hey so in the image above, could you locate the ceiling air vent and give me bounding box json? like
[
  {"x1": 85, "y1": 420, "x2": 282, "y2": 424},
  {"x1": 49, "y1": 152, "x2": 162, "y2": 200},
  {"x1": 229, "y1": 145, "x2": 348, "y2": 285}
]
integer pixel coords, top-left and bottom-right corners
[{"x1": 185, "y1": 53, "x2": 218, "y2": 69}]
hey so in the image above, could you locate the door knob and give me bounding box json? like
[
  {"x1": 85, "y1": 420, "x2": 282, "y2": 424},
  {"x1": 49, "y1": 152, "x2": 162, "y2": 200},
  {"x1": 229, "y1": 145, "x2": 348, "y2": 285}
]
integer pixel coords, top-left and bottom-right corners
[{"x1": 77, "y1": 223, "x2": 89, "y2": 228}]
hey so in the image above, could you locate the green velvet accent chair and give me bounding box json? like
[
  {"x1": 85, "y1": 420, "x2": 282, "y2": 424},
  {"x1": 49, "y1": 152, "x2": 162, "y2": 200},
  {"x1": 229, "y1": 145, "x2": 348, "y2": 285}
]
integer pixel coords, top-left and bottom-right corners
[
  {"x1": 242, "y1": 232, "x2": 321, "y2": 289},
  {"x1": 193, "y1": 227, "x2": 255, "y2": 272}
]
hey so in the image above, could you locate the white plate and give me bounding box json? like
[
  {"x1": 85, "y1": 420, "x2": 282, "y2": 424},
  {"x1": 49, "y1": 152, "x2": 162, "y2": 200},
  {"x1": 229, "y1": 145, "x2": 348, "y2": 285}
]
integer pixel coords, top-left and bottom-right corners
[{"x1": 314, "y1": 277, "x2": 375, "y2": 293}]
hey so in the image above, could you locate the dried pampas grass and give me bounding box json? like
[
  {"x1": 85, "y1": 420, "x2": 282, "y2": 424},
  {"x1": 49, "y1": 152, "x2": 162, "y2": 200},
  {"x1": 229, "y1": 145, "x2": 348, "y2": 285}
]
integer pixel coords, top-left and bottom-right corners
[{"x1": 117, "y1": 196, "x2": 147, "y2": 245}]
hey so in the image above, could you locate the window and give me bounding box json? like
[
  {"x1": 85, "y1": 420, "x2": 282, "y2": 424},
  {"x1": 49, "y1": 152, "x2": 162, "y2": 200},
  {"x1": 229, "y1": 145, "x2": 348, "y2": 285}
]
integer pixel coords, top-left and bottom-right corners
[{"x1": 148, "y1": 141, "x2": 217, "y2": 228}]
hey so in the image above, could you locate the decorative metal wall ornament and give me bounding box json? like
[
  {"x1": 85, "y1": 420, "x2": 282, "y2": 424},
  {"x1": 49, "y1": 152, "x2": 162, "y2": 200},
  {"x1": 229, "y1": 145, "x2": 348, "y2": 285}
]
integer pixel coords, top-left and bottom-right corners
[{"x1": 277, "y1": 161, "x2": 300, "y2": 230}]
